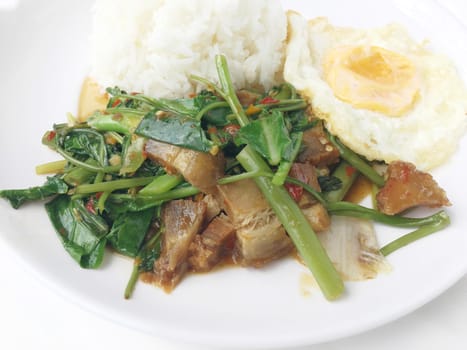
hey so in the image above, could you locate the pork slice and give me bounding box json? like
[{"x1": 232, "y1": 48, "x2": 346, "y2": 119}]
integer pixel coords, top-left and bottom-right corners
[
  {"x1": 236, "y1": 89, "x2": 261, "y2": 107},
  {"x1": 376, "y1": 161, "x2": 451, "y2": 215},
  {"x1": 302, "y1": 202, "x2": 331, "y2": 232},
  {"x1": 297, "y1": 124, "x2": 340, "y2": 167},
  {"x1": 287, "y1": 162, "x2": 321, "y2": 206},
  {"x1": 153, "y1": 199, "x2": 207, "y2": 291},
  {"x1": 145, "y1": 139, "x2": 180, "y2": 174},
  {"x1": 172, "y1": 147, "x2": 225, "y2": 195},
  {"x1": 188, "y1": 215, "x2": 236, "y2": 272},
  {"x1": 202, "y1": 194, "x2": 222, "y2": 223},
  {"x1": 234, "y1": 215, "x2": 294, "y2": 267},
  {"x1": 145, "y1": 139, "x2": 225, "y2": 195},
  {"x1": 217, "y1": 179, "x2": 270, "y2": 226},
  {"x1": 217, "y1": 179, "x2": 294, "y2": 266}
]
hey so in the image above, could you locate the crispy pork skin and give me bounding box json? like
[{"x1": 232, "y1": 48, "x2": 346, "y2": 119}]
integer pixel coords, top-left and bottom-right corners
[
  {"x1": 153, "y1": 199, "x2": 207, "y2": 291},
  {"x1": 376, "y1": 161, "x2": 451, "y2": 215}
]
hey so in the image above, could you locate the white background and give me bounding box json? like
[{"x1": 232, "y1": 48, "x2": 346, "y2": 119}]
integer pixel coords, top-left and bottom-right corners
[{"x1": 1, "y1": 0, "x2": 466, "y2": 349}]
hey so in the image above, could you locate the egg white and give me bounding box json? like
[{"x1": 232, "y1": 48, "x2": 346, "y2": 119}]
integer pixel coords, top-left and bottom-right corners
[{"x1": 284, "y1": 12, "x2": 467, "y2": 170}]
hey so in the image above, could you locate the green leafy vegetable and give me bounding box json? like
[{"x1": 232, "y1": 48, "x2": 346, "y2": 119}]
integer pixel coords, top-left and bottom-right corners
[
  {"x1": 0, "y1": 176, "x2": 68, "y2": 209},
  {"x1": 193, "y1": 90, "x2": 220, "y2": 109},
  {"x1": 272, "y1": 131, "x2": 303, "y2": 186},
  {"x1": 124, "y1": 220, "x2": 163, "y2": 299},
  {"x1": 318, "y1": 175, "x2": 343, "y2": 193},
  {"x1": 135, "y1": 110, "x2": 214, "y2": 152},
  {"x1": 119, "y1": 136, "x2": 146, "y2": 175},
  {"x1": 137, "y1": 232, "x2": 162, "y2": 272},
  {"x1": 45, "y1": 195, "x2": 109, "y2": 268},
  {"x1": 42, "y1": 126, "x2": 120, "y2": 174},
  {"x1": 87, "y1": 111, "x2": 143, "y2": 135},
  {"x1": 199, "y1": 104, "x2": 232, "y2": 126},
  {"x1": 62, "y1": 129, "x2": 109, "y2": 167},
  {"x1": 107, "y1": 208, "x2": 155, "y2": 258},
  {"x1": 134, "y1": 159, "x2": 165, "y2": 178},
  {"x1": 236, "y1": 110, "x2": 292, "y2": 166},
  {"x1": 287, "y1": 108, "x2": 318, "y2": 132}
]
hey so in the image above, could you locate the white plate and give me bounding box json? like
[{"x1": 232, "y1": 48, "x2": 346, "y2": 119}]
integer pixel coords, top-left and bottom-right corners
[{"x1": 1, "y1": 0, "x2": 466, "y2": 348}]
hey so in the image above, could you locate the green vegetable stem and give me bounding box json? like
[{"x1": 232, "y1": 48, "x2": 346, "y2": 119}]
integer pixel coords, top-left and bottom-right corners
[
  {"x1": 323, "y1": 160, "x2": 359, "y2": 203},
  {"x1": 328, "y1": 134, "x2": 385, "y2": 187},
  {"x1": 215, "y1": 54, "x2": 344, "y2": 300},
  {"x1": 237, "y1": 146, "x2": 344, "y2": 300},
  {"x1": 379, "y1": 211, "x2": 450, "y2": 256}
]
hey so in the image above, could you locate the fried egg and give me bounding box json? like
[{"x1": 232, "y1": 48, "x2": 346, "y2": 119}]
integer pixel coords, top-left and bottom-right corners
[{"x1": 284, "y1": 12, "x2": 467, "y2": 170}]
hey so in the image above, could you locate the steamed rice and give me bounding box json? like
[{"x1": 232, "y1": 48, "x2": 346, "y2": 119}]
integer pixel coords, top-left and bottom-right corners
[{"x1": 90, "y1": 0, "x2": 287, "y2": 98}]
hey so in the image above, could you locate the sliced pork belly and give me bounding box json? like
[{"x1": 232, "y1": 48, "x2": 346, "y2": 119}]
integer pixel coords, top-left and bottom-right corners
[
  {"x1": 188, "y1": 215, "x2": 236, "y2": 272},
  {"x1": 234, "y1": 214, "x2": 295, "y2": 267},
  {"x1": 296, "y1": 123, "x2": 340, "y2": 167},
  {"x1": 145, "y1": 139, "x2": 225, "y2": 194},
  {"x1": 153, "y1": 199, "x2": 206, "y2": 291},
  {"x1": 217, "y1": 179, "x2": 270, "y2": 226},
  {"x1": 217, "y1": 179, "x2": 294, "y2": 266}
]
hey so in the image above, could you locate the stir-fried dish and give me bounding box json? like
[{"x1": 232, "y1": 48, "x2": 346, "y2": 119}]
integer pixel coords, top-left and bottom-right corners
[{"x1": 0, "y1": 56, "x2": 452, "y2": 300}]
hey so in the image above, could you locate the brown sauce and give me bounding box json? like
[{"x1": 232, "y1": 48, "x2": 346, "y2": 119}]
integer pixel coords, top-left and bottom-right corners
[
  {"x1": 344, "y1": 174, "x2": 373, "y2": 204},
  {"x1": 139, "y1": 252, "x2": 238, "y2": 291},
  {"x1": 299, "y1": 272, "x2": 316, "y2": 297}
]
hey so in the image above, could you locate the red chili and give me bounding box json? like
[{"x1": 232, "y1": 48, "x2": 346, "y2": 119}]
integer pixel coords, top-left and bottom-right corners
[
  {"x1": 46, "y1": 131, "x2": 56, "y2": 142},
  {"x1": 345, "y1": 165, "x2": 356, "y2": 177},
  {"x1": 111, "y1": 98, "x2": 122, "y2": 107},
  {"x1": 259, "y1": 96, "x2": 280, "y2": 105},
  {"x1": 85, "y1": 197, "x2": 97, "y2": 215},
  {"x1": 285, "y1": 183, "x2": 303, "y2": 202}
]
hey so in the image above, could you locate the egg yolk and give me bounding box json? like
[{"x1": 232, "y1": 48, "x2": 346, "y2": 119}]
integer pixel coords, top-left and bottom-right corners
[{"x1": 323, "y1": 46, "x2": 419, "y2": 116}]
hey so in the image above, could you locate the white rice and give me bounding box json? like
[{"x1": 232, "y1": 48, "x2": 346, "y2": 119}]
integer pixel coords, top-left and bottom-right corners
[{"x1": 90, "y1": 0, "x2": 287, "y2": 98}]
